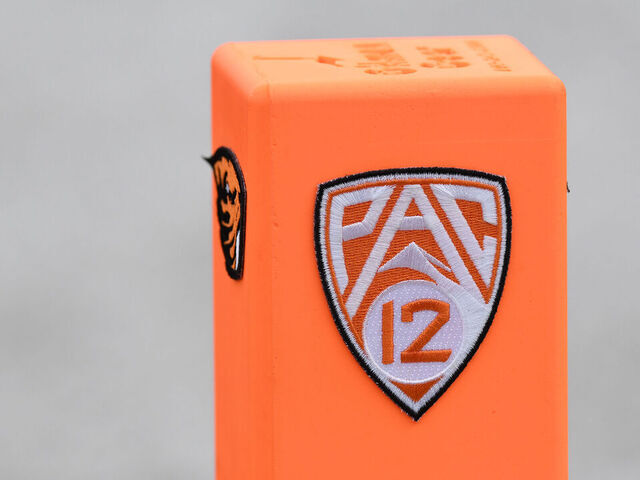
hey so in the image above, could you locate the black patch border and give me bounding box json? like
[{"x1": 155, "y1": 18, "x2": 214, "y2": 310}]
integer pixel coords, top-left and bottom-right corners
[
  {"x1": 314, "y1": 167, "x2": 511, "y2": 421},
  {"x1": 205, "y1": 146, "x2": 247, "y2": 280}
]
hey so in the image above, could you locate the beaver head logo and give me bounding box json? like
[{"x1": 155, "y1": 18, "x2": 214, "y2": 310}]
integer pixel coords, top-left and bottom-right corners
[{"x1": 205, "y1": 147, "x2": 246, "y2": 279}]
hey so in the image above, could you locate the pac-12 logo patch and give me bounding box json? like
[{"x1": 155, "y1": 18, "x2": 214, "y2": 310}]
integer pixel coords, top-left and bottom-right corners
[
  {"x1": 205, "y1": 146, "x2": 246, "y2": 280},
  {"x1": 314, "y1": 168, "x2": 511, "y2": 420}
]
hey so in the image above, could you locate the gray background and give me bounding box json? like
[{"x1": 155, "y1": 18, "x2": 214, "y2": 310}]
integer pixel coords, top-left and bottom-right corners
[{"x1": 1, "y1": 0, "x2": 638, "y2": 478}]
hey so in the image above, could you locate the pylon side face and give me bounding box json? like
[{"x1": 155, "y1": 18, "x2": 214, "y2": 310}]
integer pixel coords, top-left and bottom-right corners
[{"x1": 212, "y1": 36, "x2": 566, "y2": 480}]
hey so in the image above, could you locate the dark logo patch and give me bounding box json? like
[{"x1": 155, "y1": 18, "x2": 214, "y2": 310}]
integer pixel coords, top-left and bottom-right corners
[{"x1": 205, "y1": 146, "x2": 246, "y2": 280}]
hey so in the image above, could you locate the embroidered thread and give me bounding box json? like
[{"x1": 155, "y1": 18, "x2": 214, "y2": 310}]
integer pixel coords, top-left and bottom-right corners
[
  {"x1": 205, "y1": 146, "x2": 247, "y2": 280},
  {"x1": 314, "y1": 168, "x2": 511, "y2": 420}
]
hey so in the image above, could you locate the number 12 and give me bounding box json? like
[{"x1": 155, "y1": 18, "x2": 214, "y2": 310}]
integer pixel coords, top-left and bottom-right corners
[{"x1": 381, "y1": 299, "x2": 452, "y2": 365}]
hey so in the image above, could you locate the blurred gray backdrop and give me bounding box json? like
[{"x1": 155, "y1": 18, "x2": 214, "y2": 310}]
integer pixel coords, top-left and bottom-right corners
[{"x1": 1, "y1": 0, "x2": 638, "y2": 478}]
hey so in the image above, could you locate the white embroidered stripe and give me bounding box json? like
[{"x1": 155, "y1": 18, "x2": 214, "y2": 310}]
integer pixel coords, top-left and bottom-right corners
[
  {"x1": 431, "y1": 184, "x2": 497, "y2": 286},
  {"x1": 329, "y1": 186, "x2": 393, "y2": 294}
]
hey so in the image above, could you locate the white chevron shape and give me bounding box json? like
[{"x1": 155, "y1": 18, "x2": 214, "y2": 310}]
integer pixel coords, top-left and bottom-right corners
[{"x1": 378, "y1": 241, "x2": 451, "y2": 274}]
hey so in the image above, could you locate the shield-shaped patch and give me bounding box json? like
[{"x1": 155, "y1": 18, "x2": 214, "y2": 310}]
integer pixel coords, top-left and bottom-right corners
[{"x1": 314, "y1": 168, "x2": 511, "y2": 420}]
